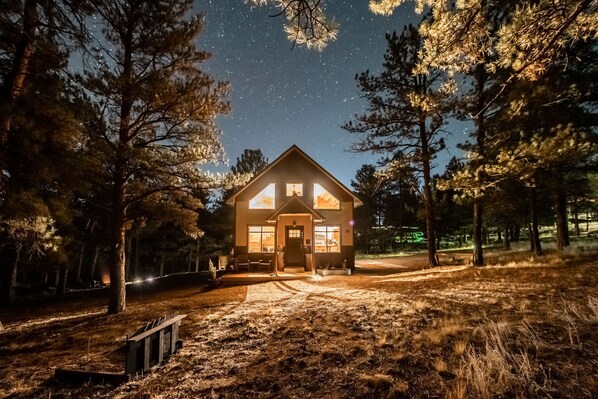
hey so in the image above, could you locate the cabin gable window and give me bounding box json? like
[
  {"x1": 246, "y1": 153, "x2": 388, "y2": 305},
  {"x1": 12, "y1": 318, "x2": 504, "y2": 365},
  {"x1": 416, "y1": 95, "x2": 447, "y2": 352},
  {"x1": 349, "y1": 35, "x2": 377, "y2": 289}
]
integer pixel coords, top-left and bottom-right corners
[{"x1": 249, "y1": 183, "x2": 275, "y2": 209}]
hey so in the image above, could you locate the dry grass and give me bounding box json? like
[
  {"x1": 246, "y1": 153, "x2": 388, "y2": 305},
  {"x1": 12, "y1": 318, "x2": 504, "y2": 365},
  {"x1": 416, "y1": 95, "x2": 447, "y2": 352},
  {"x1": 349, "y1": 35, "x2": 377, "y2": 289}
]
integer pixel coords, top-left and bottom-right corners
[{"x1": 1, "y1": 249, "x2": 597, "y2": 398}]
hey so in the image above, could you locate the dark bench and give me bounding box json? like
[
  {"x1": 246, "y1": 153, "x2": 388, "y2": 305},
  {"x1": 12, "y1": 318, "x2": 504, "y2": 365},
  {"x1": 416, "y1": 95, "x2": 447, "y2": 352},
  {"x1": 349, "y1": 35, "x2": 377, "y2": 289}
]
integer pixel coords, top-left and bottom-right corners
[{"x1": 55, "y1": 314, "x2": 187, "y2": 385}]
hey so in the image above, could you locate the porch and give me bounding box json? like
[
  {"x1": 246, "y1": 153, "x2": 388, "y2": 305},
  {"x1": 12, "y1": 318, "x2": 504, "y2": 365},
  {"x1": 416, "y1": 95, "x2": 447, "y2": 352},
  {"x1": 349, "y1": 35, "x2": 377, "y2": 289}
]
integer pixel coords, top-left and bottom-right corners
[{"x1": 220, "y1": 270, "x2": 314, "y2": 285}]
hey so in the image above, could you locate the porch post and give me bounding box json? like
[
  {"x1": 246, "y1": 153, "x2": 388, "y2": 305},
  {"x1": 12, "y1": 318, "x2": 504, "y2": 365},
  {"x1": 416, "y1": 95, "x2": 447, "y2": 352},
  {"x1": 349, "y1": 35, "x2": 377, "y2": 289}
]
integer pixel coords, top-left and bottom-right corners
[{"x1": 274, "y1": 218, "x2": 279, "y2": 277}]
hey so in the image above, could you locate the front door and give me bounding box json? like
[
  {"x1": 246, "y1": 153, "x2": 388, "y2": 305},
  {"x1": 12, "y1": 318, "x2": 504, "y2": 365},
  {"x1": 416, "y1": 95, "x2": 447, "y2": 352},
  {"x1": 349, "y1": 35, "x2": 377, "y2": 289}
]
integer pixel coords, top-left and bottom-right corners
[{"x1": 285, "y1": 226, "x2": 305, "y2": 266}]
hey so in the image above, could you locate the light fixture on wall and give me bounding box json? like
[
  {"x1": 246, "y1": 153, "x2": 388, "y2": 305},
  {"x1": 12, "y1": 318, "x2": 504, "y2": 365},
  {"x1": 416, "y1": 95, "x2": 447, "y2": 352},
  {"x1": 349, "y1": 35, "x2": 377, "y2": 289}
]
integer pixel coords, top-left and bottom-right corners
[{"x1": 293, "y1": 220, "x2": 296, "y2": 227}]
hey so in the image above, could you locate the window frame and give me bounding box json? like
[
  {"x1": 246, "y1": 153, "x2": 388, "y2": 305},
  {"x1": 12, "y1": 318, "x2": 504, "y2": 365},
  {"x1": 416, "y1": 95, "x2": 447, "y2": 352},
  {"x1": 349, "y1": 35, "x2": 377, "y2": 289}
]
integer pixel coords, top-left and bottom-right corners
[
  {"x1": 249, "y1": 183, "x2": 275, "y2": 209},
  {"x1": 314, "y1": 225, "x2": 341, "y2": 253},
  {"x1": 286, "y1": 183, "x2": 303, "y2": 196},
  {"x1": 248, "y1": 225, "x2": 276, "y2": 253},
  {"x1": 313, "y1": 183, "x2": 340, "y2": 210}
]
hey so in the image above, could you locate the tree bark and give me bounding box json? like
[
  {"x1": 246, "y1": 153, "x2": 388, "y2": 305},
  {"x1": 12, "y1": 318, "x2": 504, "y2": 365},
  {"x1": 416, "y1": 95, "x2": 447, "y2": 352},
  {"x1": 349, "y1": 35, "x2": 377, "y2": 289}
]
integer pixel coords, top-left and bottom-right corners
[
  {"x1": 420, "y1": 119, "x2": 438, "y2": 267},
  {"x1": 195, "y1": 238, "x2": 200, "y2": 272},
  {"x1": 134, "y1": 232, "x2": 140, "y2": 279},
  {"x1": 555, "y1": 190, "x2": 570, "y2": 251},
  {"x1": 56, "y1": 265, "x2": 68, "y2": 297},
  {"x1": 108, "y1": 174, "x2": 127, "y2": 314},
  {"x1": 473, "y1": 197, "x2": 484, "y2": 265},
  {"x1": 530, "y1": 187, "x2": 542, "y2": 256},
  {"x1": 76, "y1": 244, "x2": 85, "y2": 282},
  {"x1": 90, "y1": 245, "x2": 100, "y2": 282},
  {"x1": 125, "y1": 232, "x2": 132, "y2": 281},
  {"x1": 0, "y1": 0, "x2": 37, "y2": 182},
  {"x1": 472, "y1": 64, "x2": 487, "y2": 266},
  {"x1": 503, "y1": 222, "x2": 511, "y2": 250},
  {"x1": 0, "y1": 239, "x2": 19, "y2": 308}
]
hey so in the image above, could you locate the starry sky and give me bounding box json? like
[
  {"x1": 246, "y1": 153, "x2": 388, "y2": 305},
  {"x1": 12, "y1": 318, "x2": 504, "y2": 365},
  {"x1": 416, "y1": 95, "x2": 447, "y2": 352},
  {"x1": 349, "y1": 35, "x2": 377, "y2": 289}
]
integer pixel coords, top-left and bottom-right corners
[{"x1": 195, "y1": 0, "x2": 467, "y2": 186}]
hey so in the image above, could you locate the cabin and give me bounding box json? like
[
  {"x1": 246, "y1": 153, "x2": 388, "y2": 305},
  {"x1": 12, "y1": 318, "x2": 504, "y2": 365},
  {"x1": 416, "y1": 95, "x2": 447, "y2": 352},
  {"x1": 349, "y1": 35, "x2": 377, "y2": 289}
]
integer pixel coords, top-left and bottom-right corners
[{"x1": 226, "y1": 145, "x2": 362, "y2": 273}]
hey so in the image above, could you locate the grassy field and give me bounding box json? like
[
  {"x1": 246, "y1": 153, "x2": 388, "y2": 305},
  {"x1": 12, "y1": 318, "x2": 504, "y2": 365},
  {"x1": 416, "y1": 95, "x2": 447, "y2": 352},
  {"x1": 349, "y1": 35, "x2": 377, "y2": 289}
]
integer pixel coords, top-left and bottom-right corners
[{"x1": 1, "y1": 247, "x2": 597, "y2": 398}]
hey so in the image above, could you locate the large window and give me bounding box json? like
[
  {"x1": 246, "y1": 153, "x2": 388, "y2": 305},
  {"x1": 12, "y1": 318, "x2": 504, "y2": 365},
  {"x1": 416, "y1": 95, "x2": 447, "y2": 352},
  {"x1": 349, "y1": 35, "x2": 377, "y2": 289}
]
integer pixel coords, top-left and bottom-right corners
[
  {"x1": 313, "y1": 183, "x2": 340, "y2": 210},
  {"x1": 314, "y1": 226, "x2": 340, "y2": 253},
  {"x1": 249, "y1": 183, "x2": 275, "y2": 209},
  {"x1": 286, "y1": 183, "x2": 303, "y2": 196},
  {"x1": 248, "y1": 226, "x2": 275, "y2": 253}
]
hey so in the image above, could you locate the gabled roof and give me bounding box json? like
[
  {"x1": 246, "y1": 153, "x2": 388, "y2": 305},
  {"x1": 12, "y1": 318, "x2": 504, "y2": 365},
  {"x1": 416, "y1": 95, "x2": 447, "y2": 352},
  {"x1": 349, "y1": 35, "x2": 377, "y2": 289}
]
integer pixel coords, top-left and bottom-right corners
[
  {"x1": 265, "y1": 194, "x2": 325, "y2": 223},
  {"x1": 226, "y1": 145, "x2": 363, "y2": 207}
]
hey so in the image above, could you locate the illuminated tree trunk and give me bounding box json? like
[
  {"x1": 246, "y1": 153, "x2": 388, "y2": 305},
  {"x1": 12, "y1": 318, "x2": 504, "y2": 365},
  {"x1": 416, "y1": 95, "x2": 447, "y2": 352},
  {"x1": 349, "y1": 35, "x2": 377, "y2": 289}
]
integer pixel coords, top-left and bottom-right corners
[{"x1": 108, "y1": 169, "x2": 127, "y2": 314}]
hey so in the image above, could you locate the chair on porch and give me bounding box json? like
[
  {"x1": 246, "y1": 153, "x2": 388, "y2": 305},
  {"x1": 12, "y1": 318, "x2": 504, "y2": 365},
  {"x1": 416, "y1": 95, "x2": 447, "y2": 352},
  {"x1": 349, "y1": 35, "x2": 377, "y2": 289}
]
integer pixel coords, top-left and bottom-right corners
[
  {"x1": 257, "y1": 254, "x2": 274, "y2": 273},
  {"x1": 234, "y1": 254, "x2": 250, "y2": 272}
]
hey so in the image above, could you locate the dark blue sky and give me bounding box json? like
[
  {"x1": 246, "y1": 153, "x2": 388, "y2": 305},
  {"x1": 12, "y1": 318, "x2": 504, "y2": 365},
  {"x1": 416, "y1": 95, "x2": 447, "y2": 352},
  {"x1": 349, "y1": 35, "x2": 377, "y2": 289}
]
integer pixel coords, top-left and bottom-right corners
[{"x1": 195, "y1": 0, "x2": 469, "y2": 186}]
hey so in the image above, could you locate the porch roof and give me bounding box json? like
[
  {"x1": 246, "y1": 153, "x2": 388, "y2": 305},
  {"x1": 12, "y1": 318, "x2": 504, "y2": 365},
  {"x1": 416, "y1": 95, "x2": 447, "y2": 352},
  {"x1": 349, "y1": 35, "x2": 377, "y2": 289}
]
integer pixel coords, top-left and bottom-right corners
[{"x1": 265, "y1": 194, "x2": 325, "y2": 223}]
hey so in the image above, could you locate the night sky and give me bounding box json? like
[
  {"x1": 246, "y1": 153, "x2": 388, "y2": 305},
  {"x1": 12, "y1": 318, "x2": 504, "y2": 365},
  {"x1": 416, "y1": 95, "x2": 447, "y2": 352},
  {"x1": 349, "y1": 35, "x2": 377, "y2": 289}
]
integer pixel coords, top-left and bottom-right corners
[{"x1": 195, "y1": 0, "x2": 467, "y2": 186}]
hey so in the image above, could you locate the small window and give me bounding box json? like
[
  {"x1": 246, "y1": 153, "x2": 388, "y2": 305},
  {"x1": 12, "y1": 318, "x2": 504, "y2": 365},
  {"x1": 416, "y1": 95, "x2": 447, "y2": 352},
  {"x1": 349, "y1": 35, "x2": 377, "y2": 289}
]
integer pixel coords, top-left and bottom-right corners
[
  {"x1": 286, "y1": 183, "x2": 303, "y2": 196},
  {"x1": 248, "y1": 226, "x2": 275, "y2": 253},
  {"x1": 249, "y1": 183, "x2": 275, "y2": 209},
  {"x1": 288, "y1": 229, "x2": 301, "y2": 238},
  {"x1": 313, "y1": 183, "x2": 340, "y2": 210},
  {"x1": 314, "y1": 226, "x2": 340, "y2": 253}
]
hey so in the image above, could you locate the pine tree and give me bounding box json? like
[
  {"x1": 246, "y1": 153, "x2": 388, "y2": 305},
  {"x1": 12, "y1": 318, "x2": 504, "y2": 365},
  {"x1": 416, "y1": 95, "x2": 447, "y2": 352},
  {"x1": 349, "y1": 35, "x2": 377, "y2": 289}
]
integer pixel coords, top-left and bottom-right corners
[
  {"x1": 83, "y1": 0, "x2": 229, "y2": 314},
  {"x1": 344, "y1": 25, "x2": 453, "y2": 267}
]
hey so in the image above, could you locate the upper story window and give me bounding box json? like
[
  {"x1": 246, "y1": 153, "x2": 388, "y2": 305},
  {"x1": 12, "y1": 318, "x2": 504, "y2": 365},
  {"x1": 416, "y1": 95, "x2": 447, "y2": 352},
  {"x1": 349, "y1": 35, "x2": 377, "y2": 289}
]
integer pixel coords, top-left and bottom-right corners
[
  {"x1": 249, "y1": 183, "x2": 275, "y2": 209},
  {"x1": 286, "y1": 183, "x2": 303, "y2": 196},
  {"x1": 313, "y1": 183, "x2": 340, "y2": 210}
]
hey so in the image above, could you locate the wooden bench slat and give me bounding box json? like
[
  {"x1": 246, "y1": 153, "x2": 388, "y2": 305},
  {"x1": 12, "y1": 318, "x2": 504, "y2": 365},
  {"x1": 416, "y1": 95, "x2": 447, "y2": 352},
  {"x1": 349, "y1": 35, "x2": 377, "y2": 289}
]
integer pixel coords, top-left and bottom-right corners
[{"x1": 126, "y1": 315, "x2": 186, "y2": 343}]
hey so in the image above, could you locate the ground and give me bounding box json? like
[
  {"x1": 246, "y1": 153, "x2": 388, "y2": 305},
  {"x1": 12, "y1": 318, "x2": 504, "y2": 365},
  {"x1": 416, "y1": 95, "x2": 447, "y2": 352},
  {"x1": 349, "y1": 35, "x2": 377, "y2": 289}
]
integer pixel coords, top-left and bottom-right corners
[{"x1": 1, "y1": 247, "x2": 597, "y2": 398}]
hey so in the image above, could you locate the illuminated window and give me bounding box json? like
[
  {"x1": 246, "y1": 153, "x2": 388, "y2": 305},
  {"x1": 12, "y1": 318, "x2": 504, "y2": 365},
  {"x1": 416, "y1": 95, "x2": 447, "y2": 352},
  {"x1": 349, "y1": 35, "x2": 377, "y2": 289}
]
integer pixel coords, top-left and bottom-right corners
[
  {"x1": 288, "y1": 229, "x2": 301, "y2": 238},
  {"x1": 314, "y1": 226, "x2": 340, "y2": 253},
  {"x1": 286, "y1": 183, "x2": 303, "y2": 196},
  {"x1": 248, "y1": 226, "x2": 275, "y2": 253},
  {"x1": 313, "y1": 183, "x2": 340, "y2": 210},
  {"x1": 249, "y1": 183, "x2": 275, "y2": 209}
]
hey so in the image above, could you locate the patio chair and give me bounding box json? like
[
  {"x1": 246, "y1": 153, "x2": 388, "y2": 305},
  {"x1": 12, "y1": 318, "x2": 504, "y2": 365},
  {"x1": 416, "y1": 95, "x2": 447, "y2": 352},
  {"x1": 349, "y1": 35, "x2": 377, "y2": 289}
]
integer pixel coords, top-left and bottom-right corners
[
  {"x1": 257, "y1": 255, "x2": 273, "y2": 273},
  {"x1": 234, "y1": 254, "x2": 250, "y2": 272}
]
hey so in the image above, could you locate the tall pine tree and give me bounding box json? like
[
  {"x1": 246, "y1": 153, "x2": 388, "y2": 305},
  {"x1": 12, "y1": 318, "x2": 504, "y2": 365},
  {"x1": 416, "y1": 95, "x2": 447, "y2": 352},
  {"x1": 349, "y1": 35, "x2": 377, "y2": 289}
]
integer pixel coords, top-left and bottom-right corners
[
  {"x1": 83, "y1": 0, "x2": 229, "y2": 314},
  {"x1": 344, "y1": 25, "x2": 453, "y2": 267}
]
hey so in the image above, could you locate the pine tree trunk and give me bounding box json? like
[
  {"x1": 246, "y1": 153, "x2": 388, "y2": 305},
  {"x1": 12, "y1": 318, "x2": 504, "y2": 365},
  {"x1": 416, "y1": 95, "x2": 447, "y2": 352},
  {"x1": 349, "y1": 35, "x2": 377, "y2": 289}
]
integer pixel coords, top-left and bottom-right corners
[
  {"x1": 56, "y1": 265, "x2": 68, "y2": 297},
  {"x1": 0, "y1": 0, "x2": 37, "y2": 156},
  {"x1": 90, "y1": 246, "x2": 100, "y2": 282},
  {"x1": 195, "y1": 238, "x2": 200, "y2": 272},
  {"x1": 0, "y1": 239, "x2": 19, "y2": 308},
  {"x1": 473, "y1": 198, "x2": 484, "y2": 265},
  {"x1": 76, "y1": 244, "x2": 85, "y2": 282},
  {"x1": 159, "y1": 235, "x2": 166, "y2": 277},
  {"x1": 134, "y1": 232, "x2": 140, "y2": 279},
  {"x1": 555, "y1": 190, "x2": 570, "y2": 251},
  {"x1": 530, "y1": 187, "x2": 542, "y2": 256},
  {"x1": 503, "y1": 222, "x2": 511, "y2": 250},
  {"x1": 125, "y1": 232, "x2": 132, "y2": 281},
  {"x1": 108, "y1": 167, "x2": 127, "y2": 314},
  {"x1": 420, "y1": 119, "x2": 438, "y2": 267},
  {"x1": 472, "y1": 65, "x2": 487, "y2": 267}
]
